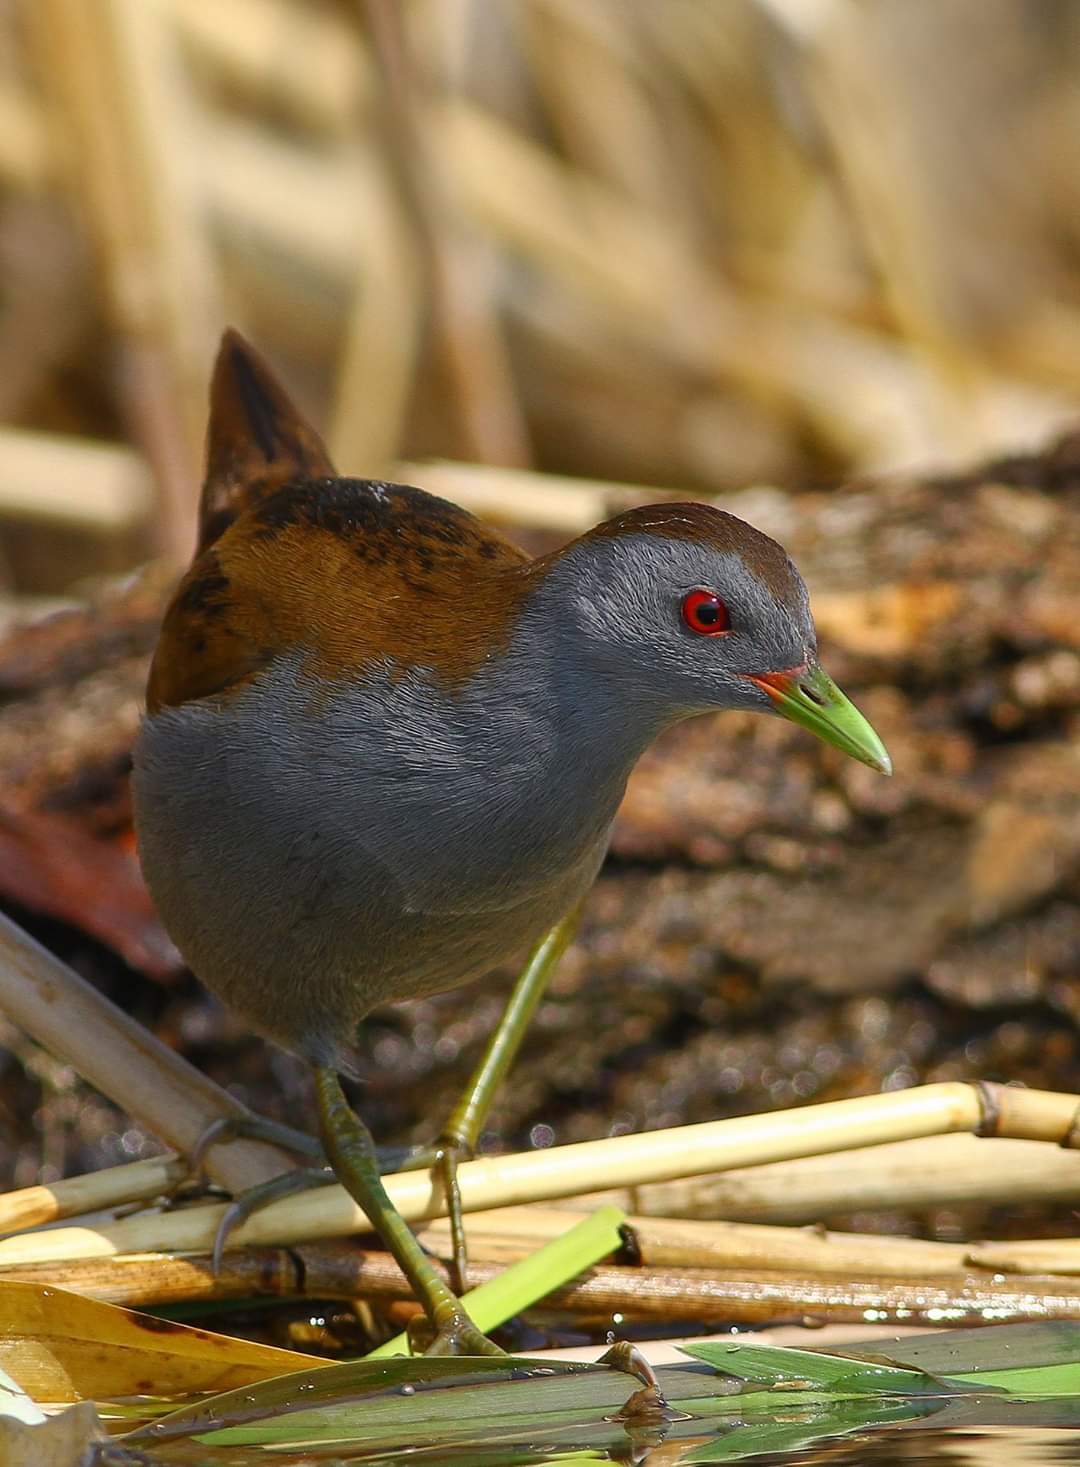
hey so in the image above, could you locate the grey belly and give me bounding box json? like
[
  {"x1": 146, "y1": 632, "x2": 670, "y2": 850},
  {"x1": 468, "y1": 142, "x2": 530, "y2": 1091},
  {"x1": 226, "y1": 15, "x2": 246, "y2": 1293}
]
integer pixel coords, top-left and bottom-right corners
[{"x1": 132, "y1": 690, "x2": 609, "y2": 1073}]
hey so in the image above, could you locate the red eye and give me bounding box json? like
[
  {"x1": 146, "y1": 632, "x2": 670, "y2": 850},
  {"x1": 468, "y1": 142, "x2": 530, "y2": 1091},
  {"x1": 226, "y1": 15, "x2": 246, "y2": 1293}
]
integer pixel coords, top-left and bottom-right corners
[{"x1": 681, "y1": 588, "x2": 730, "y2": 636}]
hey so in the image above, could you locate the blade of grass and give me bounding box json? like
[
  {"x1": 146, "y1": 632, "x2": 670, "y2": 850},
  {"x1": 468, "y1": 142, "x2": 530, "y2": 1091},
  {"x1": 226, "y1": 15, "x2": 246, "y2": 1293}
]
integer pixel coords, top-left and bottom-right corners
[
  {"x1": 679, "y1": 1338, "x2": 934, "y2": 1395},
  {"x1": 129, "y1": 1359, "x2": 943, "y2": 1456},
  {"x1": 364, "y1": 1204, "x2": 626, "y2": 1357},
  {"x1": 686, "y1": 1321, "x2": 1080, "y2": 1399},
  {"x1": 126, "y1": 1355, "x2": 595, "y2": 1446},
  {"x1": 123, "y1": 1323, "x2": 1080, "y2": 1456},
  {"x1": 836, "y1": 1321, "x2": 1080, "y2": 1375}
]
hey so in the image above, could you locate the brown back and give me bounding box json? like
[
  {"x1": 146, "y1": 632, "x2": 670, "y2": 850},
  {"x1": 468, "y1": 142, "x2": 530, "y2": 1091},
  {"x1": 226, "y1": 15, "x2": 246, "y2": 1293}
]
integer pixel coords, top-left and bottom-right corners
[{"x1": 147, "y1": 332, "x2": 531, "y2": 713}]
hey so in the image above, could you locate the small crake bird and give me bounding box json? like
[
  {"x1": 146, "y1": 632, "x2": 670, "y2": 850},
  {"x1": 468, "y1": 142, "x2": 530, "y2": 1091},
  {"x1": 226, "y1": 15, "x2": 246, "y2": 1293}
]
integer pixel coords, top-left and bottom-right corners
[{"x1": 134, "y1": 332, "x2": 890, "y2": 1355}]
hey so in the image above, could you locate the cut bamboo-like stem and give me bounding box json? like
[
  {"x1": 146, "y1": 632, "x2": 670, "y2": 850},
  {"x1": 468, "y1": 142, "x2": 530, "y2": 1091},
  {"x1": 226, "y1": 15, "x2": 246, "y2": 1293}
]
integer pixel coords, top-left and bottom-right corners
[
  {"x1": 395, "y1": 459, "x2": 631, "y2": 533},
  {"x1": 427, "y1": 1204, "x2": 1080, "y2": 1284},
  {"x1": 3, "y1": 1157, "x2": 1074, "y2": 1282},
  {"x1": 967, "y1": 1240, "x2": 1080, "y2": 1276},
  {"x1": 5, "y1": 1244, "x2": 1080, "y2": 1329},
  {"x1": 419, "y1": 1205, "x2": 967, "y2": 1278},
  {"x1": 2, "y1": 1082, "x2": 1076, "y2": 1267},
  {"x1": 583, "y1": 1132, "x2": 1080, "y2": 1224},
  {"x1": 523, "y1": 1266, "x2": 1080, "y2": 1329},
  {"x1": 0, "y1": 1154, "x2": 186, "y2": 1234},
  {"x1": 0, "y1": 912, "x2": 293, "y2": 1197},
  {"x1": 0, "y1": 428, "x2": 150, "y2": 530},
  {"x1": 0, "y1": 1245, "x2": 309, "y2": 1308}
]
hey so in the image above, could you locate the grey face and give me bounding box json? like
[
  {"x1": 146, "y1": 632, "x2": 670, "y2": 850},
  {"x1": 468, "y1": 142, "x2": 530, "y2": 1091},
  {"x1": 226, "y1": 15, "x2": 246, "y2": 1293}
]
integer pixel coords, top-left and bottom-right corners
[{"x1": 543, "y1": 531, "x2": 816, "y2": 719}]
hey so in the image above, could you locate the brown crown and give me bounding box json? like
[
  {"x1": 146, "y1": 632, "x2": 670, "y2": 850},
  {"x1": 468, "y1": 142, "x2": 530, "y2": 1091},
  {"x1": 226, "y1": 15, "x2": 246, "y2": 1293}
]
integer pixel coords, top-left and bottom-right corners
[{"x1": 582, "y1": 502, "x2": 802, "y2": 608}]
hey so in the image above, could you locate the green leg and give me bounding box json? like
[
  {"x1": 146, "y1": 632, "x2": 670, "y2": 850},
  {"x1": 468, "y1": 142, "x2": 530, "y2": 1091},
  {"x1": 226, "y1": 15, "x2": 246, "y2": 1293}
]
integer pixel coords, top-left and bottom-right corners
[
  {"x1": 404, "y1": 907, "x2": 582, "y2": 1290},
  {"x1": 191, "y1": 912, "x2": 579, "y2": 1301},
  {"x1": 313, "y1": 1065, "x2": 501, "y2": 1356}
]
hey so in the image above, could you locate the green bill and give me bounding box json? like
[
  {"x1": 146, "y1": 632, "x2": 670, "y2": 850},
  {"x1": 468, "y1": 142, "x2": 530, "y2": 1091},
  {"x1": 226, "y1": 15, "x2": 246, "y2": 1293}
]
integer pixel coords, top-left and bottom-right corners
[{"x1": 749, "y1": 661, "x2": 892, "y2": 774}]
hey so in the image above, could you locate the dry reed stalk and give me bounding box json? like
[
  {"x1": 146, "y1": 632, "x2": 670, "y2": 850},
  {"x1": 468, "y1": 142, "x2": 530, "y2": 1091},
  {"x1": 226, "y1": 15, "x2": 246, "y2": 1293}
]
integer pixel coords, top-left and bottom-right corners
[
  {"x1": 439, "y1": 91, "x2": 951, "y2": 471},
  {"x1": 128, "y1": 31, "x2": 986, "y2": 484},
  {"x1": 426, "y1": 1205, "x2": 1080, "y2": 1285},
  {"x1": 205, "y1": 122, "x2": 372, "y2": 286},
  {"x1": 395, "y1": 459, "x2": 621, "y2": 533},
  {"x1": 581, "y1": 1133, "x2": 1080, "y2": 1225},
  {"x1": 0, "y1": 202, "x2": 96, "y2": 428},
  {"x1": 171, "y1": 0, "x2": 370, "y2": 137},
  {"x1": 524, "y1": 1, "x2": 672, "y2": 209},
  {"x1": 0, "y1": 86, "x2": 53, "y2": 193},
  {"x1": 4, "y1": 1131, "x2": 1074, "y2": 1268},
  {"x1": 522, "y1": 1266, "x2": 1080, "y2": 1330},
  {"x1": 6, "y1": 1244, "x2": 1080, "y2": 1329},
  {"x1": 328, "y1": 150, "x2": 424, "y2": 475},
  {"x1": 757, "y1": 2, "x2": 1069, "y2": 474},
  {"x1": 0, "y1": 1156, "x2": 186, "y2": 1235},
  {"x1": 198, "y1": 99, "x2": 717, "y2": 451},
  {"x1": 2, "y1": 1082, "x2": 1077, "y2": 1267},
  {"x1": 366, "y1": 0, "x2": 531, "y2": 467},
  {"x1": 762, "y1": 1, "x2": 951, "y2": 347},
  {"x1": 443, "y1": 99, "x2": 741, "y2": 372},
  {"x1": 0, "y1": 1246, "x2": 312, "y2": 1309},
  {"x1": 968, "y1": 1241, "x2": 1080, "y2": 1277},
  {"x1": 418, "y1": 1205, "x2": 968, "y2": 1279},
  {"x1": 0, "y1": 912, "x2": 293, "y2": 1196},
  {"x1": 0, "y1": 430, "x2": 150, "y2": 531},
  {"x1": 28, "y1": 0, "x2": 218, "y2": 564}
]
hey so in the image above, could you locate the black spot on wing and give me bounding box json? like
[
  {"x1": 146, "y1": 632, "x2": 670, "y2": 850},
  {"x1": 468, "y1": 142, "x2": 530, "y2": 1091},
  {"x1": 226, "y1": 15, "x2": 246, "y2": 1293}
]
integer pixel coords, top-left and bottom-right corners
[{"x1": 177, "y1": 562, "x2": 231, "y2": 620}]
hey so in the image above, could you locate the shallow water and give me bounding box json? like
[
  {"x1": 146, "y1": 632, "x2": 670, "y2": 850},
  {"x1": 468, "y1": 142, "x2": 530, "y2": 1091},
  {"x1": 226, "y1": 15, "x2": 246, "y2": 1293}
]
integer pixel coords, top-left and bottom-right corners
[{"x1": 136, "y1": 1406, "x2": 1080, "y2": 1466}]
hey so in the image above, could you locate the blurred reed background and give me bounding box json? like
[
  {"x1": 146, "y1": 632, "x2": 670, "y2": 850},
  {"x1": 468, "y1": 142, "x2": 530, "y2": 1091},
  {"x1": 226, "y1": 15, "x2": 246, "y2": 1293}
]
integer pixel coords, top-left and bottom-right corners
[{"x1": 0, "y1": 0, "x2": 1079, "y2": 609}]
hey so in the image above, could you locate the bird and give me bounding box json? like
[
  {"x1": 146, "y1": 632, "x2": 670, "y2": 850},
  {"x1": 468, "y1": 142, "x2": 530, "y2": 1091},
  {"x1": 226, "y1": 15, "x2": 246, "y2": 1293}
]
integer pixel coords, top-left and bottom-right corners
[{"x1": 133, "y1": 329, "x2": 890, "y2": 1355}]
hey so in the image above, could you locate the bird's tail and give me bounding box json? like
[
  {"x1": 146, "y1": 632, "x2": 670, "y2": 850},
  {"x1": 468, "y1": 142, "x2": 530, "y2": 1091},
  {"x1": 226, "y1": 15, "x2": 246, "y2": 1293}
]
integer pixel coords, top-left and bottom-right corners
[{"x1": 196, "y1": 328, "x2": 336, "y2": 556}]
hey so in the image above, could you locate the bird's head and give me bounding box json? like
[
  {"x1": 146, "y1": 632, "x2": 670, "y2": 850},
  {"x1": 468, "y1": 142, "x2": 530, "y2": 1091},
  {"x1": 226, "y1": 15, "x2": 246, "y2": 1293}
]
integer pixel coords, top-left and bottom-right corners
[{"x1": 533, "y1": 502, "x2": 891, "y2": 774}]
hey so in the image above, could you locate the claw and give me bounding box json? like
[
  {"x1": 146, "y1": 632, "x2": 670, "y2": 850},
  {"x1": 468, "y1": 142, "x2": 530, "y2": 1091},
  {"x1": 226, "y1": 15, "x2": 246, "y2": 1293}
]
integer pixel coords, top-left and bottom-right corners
[
  {"x1": 207, "y1": 1165, "x2": 335, "y2": 1273},
  {"x1": 212, "y1": 1199, "x2": 246, "y2": 1275},
  {"x1": 190, "y1": 1115, "x2": 240, "y2": 1178},
  {"x1": 190, "y1": 1111, "x2": 325, "y2": 1179}
]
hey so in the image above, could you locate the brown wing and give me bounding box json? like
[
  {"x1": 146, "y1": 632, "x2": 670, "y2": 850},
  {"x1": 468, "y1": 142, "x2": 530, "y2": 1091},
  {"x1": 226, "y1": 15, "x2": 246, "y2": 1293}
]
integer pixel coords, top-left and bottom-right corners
[
  {"x1": 195, "y1": 329, "x2": 336, "y2": 556},
  {"x1": 147, "y1": 334, "x2": 532, "y2": 714}
]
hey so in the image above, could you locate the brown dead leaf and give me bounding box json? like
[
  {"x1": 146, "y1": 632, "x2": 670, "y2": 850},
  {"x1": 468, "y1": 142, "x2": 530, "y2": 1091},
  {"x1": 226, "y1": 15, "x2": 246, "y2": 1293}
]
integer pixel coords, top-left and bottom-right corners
[{"x1": 0, "y1": 1281, "x2": 327, "y2": 1404}]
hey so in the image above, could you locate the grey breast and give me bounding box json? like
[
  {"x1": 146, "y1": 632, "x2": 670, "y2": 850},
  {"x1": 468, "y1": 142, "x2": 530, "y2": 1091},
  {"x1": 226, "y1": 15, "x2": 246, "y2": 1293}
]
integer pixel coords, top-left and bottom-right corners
[{"x1": 132, "y1": 653, "x2": 619, "y2": 1071}]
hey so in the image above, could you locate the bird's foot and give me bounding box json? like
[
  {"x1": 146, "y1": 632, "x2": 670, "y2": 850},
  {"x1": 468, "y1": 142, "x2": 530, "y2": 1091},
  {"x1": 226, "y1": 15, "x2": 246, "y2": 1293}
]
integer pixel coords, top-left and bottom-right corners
[
  {"x1": 190, "y1": 1111, "x2": 325, "y2": 1174},
  {"x1": 209, "y1": 1165, "x2": 336, "y2": 1271},
  {"x1": 411, "y1": 1307, "x2": 504, "y2": 1357},
  {"x1": 187, "y1": 1112, "x2": 337, "y2": 1270}
]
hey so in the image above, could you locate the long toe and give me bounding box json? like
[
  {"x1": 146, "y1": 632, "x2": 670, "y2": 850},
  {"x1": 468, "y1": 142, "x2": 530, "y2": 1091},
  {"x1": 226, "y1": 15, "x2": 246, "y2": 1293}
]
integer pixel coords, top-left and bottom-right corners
[
  {"x1": 191, "y1": 1111, "x2": 326, "y2": 1176},
  {"x1": 211, "y1": 1165, "x2": 335, "y2": 1272}
]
